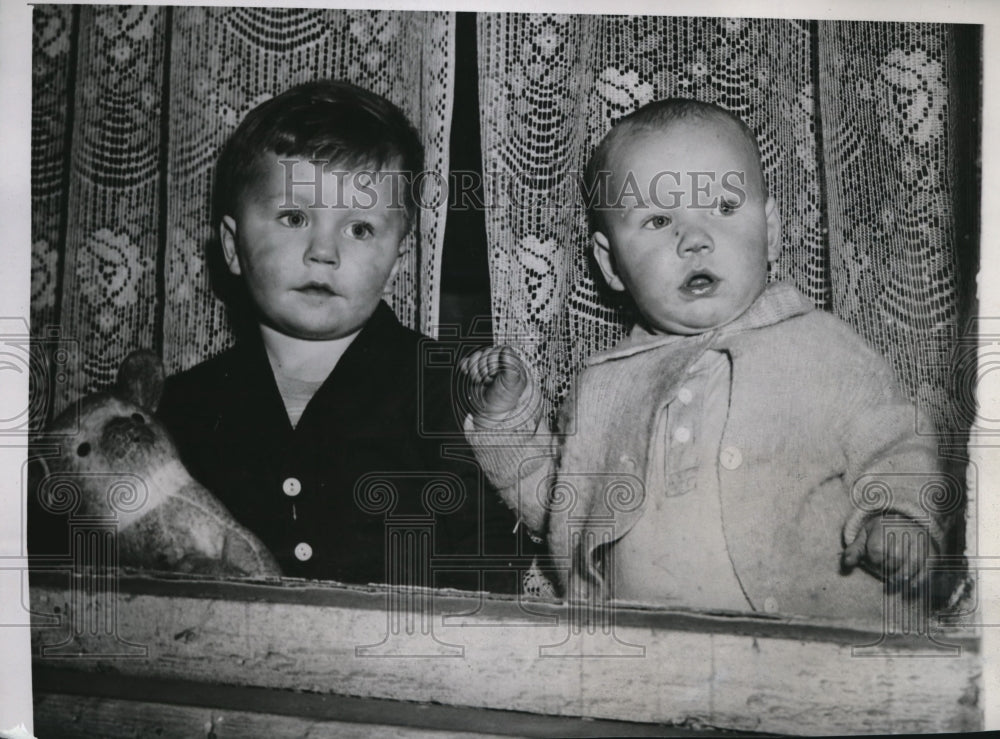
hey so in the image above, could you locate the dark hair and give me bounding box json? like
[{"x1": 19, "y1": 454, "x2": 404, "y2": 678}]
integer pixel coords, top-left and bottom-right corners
[
  {"x1": 582, "y1": 98, "x2": 765, "y2": 233},
  {"x1": 213, "y1": 79, "x2": 425, "y2": 226}
]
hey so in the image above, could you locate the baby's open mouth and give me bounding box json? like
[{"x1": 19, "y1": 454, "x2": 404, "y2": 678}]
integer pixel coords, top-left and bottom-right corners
[{"x1": 680, "y1": 270, "x2": 720, "y2": 297}]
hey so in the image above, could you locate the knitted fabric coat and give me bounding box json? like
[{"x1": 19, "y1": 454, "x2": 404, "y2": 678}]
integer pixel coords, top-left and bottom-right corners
[{"x1": 468, "y1": 283, "x2": 947, "y2": 621}]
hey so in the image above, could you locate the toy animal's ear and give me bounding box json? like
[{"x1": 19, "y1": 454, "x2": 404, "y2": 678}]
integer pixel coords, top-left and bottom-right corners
[{"x1": 115, "y1": 349, "x2": 165, "y2": 413}]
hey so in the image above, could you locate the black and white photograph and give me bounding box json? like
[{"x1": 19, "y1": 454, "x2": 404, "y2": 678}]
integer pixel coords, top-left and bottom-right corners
[{"x1": 1, "y1": 0, "x2": 997, "y2": 736}]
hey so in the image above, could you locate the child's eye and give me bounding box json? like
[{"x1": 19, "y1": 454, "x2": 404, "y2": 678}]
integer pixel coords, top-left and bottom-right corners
[
  {"x1": 346, "y1": 221, "x2": 375, "y2": 240},
  {"x1": 277, "y1": 211, "x2": 308, "y2": 228},
  {"x1": 642, "y1": 215, "x2": 672, "y2": 230},
  {"x1": 718, "y1": 198, "x2": 740, "y2": 215}
]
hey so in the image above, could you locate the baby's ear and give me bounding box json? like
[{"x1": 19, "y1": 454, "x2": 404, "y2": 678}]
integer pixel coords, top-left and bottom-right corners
[
  {"x1": 219, "y1": 215, "x2": 242, "y2": 276},
  {"x1": 765, "y1": 195, "x2": 782, "y2": 262},
  {"x1": 592, "y1": 231, "x2": 626, "y2": 292},
  {"x1": 115, "y1": 349, "x2": 165, "y2": 413}
]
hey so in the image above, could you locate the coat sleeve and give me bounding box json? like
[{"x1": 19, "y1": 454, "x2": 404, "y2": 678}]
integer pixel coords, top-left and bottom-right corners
[
  {"x1": 463, "y1": 392, "x2": 565, "y2": 539},
  {"x1": 835, "y1": 341, "x2": 950, "y2": 551}
]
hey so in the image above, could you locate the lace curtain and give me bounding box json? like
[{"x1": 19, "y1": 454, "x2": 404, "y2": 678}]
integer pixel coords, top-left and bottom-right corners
[
  {"x1": 31, "y1": 5, "x2": 455, "y2": 416},
  {"x1": 477, "y1": 15, "x2": 973, "y2": 438},
  {"x1": 32, "y1": 9, "x2": 975, "y2": 441}
]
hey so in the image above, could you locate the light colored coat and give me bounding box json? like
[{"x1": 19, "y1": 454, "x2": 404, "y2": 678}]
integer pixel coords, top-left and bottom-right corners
[{"x1": 470, "y1": 283, "x2": 948, "y2": 620}]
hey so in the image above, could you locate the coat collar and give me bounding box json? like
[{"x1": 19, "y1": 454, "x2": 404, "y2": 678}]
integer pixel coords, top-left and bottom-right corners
[
  {"x1": 587, "y1": 282, "x2": 815, "y2": 366},
  {"x1": 236, "y1": 300, "x2": 403, "y2": 373},
  {"x1": 226, "y1": 301, "x2": 408, "y2": 434}
]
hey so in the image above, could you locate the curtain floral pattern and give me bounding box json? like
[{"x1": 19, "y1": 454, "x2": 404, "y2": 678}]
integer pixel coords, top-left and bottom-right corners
[
  {"x1": 32, "y1": 9, "x2": 975, "y2": 445},
  {"x1": 476, "y1": 15, "x2": 972, "y2": 440}
]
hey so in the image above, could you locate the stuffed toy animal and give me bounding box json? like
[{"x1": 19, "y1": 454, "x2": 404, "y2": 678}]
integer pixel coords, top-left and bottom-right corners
[{"x1": 35, "y1": 349, "x2": 281, "y2": 578}]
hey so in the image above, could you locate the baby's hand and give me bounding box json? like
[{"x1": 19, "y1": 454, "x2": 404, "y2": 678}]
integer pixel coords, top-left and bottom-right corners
[
  {"x1": 458, "y1": 346, "x2": 531, "y2": 423},
  {"x1": 842, "y1": 514, "x2": 935, "y2": 588}
]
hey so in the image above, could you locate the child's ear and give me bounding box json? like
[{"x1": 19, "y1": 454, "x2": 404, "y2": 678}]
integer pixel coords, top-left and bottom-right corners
[
  {"x1": 765, "y1": 195, "x2": 782, "y2": 262},
  {"x1": 219, "y1": 215, "x2": 242, "y2": 276},
  {"x1": 384, "y1": 246, "x2": 405, "y2": 293},
  {"x1": 592, "y1": 231, "x2": 626, "y2": 292}
]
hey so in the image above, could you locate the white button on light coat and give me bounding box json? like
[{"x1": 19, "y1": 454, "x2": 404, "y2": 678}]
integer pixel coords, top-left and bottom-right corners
[
  {"x1": 763, "y1": 597, "x2": 779, "y2": 613},
  {"x1": 294, "y1": 542, "x2": 313, "y2": 561},
  {"x1": 618, "y1": 454, "x2": 637, "y2": 473},
  {"x1": 720, "y1": 446, "x2": 743, "y2": 470},
  {"x1": 282, "y1": 477, "x2": 302, "y2": 496},
  {"x1": 673, "y1": 426, "x2": 691, "y2": 444},
  {"x1": 677, "y1": 387, "x2": 694, "y2": 405}
]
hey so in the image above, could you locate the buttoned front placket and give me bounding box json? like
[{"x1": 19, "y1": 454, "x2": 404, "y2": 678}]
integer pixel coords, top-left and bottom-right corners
[
  {"x1": 612, "y1": 348, "x2": 750, "y2": 609},
  {"x1": 280, "y1": 473, "x2": 312, "y2": 562},
  {"x1": 275, "y1": 395, "x2": 338, "y2": 577}
]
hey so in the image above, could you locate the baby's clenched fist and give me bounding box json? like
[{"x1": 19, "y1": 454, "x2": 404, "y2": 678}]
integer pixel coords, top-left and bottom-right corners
[
  {"x1": 842, "y1": 514, "x2": 935, "y2": 590},
  {"x1": 458, "y1": 346, "x2": 531, "y2": 424}
]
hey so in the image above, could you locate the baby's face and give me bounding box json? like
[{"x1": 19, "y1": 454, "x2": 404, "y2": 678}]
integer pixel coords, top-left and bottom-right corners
[
  {"x1": 593, "y1": 119, "x2": 781, "y2": 336},
  {"x1": 220, "y1": 154, "x2": 408, "y2": 340}
]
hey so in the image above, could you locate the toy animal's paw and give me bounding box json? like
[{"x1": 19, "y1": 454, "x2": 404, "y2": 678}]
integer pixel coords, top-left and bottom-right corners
[{"x1": 222, "y1": 531, "x2": 283, "y2": 577}]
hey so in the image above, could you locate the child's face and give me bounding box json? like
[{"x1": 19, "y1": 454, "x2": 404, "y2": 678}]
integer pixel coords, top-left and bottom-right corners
[
  {"x1": 593, "y1": 119, "x2": 781, "y2": 336},
  {"x1": 220, "y1": 154, "x2": 408, "y2": 340}
]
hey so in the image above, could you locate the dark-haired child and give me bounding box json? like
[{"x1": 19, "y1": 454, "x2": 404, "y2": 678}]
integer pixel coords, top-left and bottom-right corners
[{"x1": 158, "y1": 80, "x2": 519, "y2": 588}]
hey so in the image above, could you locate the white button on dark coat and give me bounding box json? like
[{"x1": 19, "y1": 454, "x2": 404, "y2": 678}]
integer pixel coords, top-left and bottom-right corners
[
  {"x1": 764, "y1": 597, "x2": 779, "y2": 613},
  {"x1": 294, "y1": 542, "x2": 313, "y2": 561},
  {"x1": 677, "y1": 387, "x2": 694, "y2": 405},
  {"x1": 282, "y1": 477, "x2": 302, "y2": 496},
  {"x1": 673, "y1": 426, "x2": 691, "y2": 443},
  {"x1": 719, "y1": 446, "x2": 743, "y2": 470}
]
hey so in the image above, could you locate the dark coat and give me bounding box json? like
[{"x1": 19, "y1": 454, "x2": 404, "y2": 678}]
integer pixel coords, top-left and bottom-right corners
[{"x1": 157, "y1": 302, "x2": 522, "y2": 590}]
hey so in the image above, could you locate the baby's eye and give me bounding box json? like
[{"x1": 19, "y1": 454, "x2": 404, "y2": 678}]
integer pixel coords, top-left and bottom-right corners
[
  {"x1": 718, "y1": 198, "x2": 740, "y2": 215},
  {"x1": 642, "y1": 214, "x2": 672, "y2": 230},
  {"x1": 277, "y1": 211, "x2": 308, "y2": 228},
  {"x1": 346, "y1": 221, "x2": 375, "y2": 240}
]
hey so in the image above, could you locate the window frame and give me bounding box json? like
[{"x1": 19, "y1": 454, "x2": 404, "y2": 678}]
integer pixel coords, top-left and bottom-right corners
[{"x1": 28, "y1": 569, "x2": 983, "y2": 735}]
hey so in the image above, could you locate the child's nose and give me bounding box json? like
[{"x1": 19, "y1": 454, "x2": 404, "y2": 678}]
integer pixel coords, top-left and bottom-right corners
[
  {"x1": 676, "y1": 224, "x2": 714, "y2": 257},
  {"x1": 304, "y1": 230, "x2": 340, "y2": 266}
]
